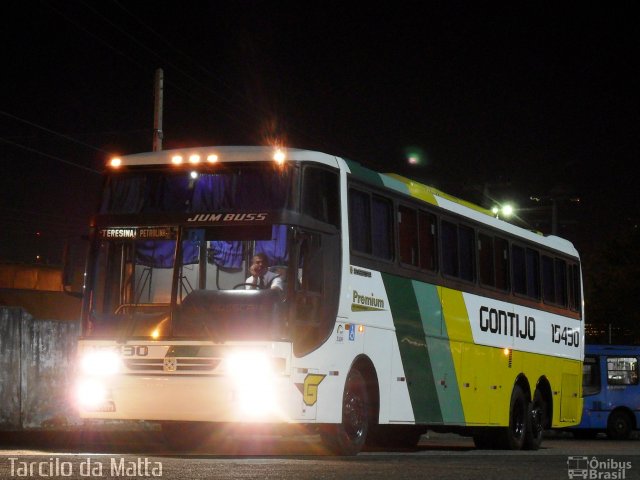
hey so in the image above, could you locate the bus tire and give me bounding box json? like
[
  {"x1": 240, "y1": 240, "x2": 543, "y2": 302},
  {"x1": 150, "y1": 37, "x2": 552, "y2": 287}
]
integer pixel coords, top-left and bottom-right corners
[
  {"x1": 496, "y1": 385, "x2": 528, "y2": 450},
  {"x1": 607, "y1": 411, "x2": 633, "y2": 440},
  {"x1": 161, "y1": 421, "x2": 212, "y2": 451},
  {"x1": 524, "y1": 389, "x2": 546, "y2": 450},
  {"x1": 321, "y1": 368, "x2": 369, "y2": 455}
]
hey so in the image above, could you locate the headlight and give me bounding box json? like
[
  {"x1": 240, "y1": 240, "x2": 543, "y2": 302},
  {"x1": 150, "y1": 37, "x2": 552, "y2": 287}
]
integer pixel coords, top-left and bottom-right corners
[
  {"x1": 226, "y1": 351, "x2": 279, "y2": 417},
  {"x1": 76, "y1": 378, "x2": 108, "y2": 408},
  {"x1": 226, "y1": 351, "x2": 274, "y2": 379},
  {"x1": 80, "y1": 349, "x2": 122, "y2": 375}
]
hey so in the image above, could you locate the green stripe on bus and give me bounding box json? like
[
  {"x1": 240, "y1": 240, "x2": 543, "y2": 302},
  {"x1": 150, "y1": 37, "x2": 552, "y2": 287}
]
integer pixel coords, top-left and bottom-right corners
[
  {"x1": 382, "y1": 274, "x2": 443, "y2": 424},
  {"x1": 344, "y1": 159, "x2": 385, "y2": 187},
  {"x1": 380, "y1": 174, "x2": 411, "y2": 195},
  {"x1": 412, "y1": 281, "x2": 465, "y2": 424}
]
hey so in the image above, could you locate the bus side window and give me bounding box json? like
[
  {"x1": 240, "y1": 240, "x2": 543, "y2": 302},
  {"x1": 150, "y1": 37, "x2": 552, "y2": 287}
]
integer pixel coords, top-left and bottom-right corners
[
  {"x1": 582, "y1": 355, "x2": 601, "y2": 396},
  {"x1": 295, "y1": 234, "x2": 323, "y2": 318},
  {"x1": 399, "y1": 206, "x2": 418, "y2": 266},
  {"x1": 301, "y1": 237, "x2": 323, "y2": 294},
  {"x1": 302, "y1": 167, "x2": 340, "y2": 228},
  {"x1": 607, "y1": 357, "x2": 639, "y2": 386}
]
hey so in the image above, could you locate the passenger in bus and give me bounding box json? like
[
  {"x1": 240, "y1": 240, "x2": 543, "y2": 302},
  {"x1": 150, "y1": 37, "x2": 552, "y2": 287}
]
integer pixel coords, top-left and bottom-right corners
[{"x1": 245, "y1": 253, "x2": 283, "y2": 290}]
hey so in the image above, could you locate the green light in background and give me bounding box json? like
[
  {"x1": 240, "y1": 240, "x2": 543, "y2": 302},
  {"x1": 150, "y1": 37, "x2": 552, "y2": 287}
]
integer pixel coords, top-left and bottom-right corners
[{"x1": 404, "y1": 146, "x2": 426, "y2": 166}]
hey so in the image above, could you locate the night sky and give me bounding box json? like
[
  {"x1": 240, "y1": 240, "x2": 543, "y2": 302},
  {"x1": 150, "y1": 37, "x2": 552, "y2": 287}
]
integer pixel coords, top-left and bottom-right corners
[{"x1": 1, "y1": 2, "x2": 638, "y2": 265}]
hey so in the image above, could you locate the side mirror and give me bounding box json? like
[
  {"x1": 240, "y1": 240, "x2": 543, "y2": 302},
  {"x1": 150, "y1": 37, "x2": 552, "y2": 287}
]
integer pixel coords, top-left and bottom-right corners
[{"x1": 62, "y1": 238, "x2": 86, "y2": 299}]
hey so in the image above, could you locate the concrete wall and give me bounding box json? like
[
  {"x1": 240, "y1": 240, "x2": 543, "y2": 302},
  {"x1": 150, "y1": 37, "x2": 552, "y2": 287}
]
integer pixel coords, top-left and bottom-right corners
[
  {"x1": 0, "y1": 289, "x2": 81, "y2": 322},
  {"x1": 0, "y1": 308, "x2": 21, "y2": 429},
  {"x1": 0, "y1": 264, "x2": 65, "y2": 291},
  {"x1": 0, "y1": 263, "x2": 83, "y2": 321},
  {"x1": 0, "y1": 307, "x2": 81, "y2": 430}
]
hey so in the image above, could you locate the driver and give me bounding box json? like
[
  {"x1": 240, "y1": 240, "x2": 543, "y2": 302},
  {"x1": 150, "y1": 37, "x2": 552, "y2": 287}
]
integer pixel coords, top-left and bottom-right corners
[{"x1": 245, "y1": 253, "x2": 283, "y2": 290}]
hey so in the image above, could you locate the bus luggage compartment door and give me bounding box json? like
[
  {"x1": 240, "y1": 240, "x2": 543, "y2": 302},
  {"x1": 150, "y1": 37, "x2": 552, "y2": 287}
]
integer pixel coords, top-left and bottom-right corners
[{"x1": 560, "y1": 373, "x2": 580, "y2": 423}]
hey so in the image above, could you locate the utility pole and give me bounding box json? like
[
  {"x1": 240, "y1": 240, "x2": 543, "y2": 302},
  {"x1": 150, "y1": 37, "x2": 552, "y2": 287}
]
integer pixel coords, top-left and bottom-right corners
[
  {"x1": 153, "y1": 68, "x2": 164, "y2": 152},
  {"x1": 529, "y1": 195, "x2": 579, "y2": 236}
]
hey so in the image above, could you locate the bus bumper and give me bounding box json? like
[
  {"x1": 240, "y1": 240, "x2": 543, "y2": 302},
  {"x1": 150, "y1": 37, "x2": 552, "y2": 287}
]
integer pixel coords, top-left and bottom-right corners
[{"x1": 75, "y1": 373, "x2": 299, "y2": 423}]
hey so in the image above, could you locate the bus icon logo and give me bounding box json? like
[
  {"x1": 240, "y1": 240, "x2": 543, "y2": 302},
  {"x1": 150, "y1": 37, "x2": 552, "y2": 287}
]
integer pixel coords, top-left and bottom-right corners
[
  {"x1": 567, "y1": 456, "x2": 589, "y2": 479},
  {"x1": 163, "y1": 357, "x2": 177, "y2": 372}
]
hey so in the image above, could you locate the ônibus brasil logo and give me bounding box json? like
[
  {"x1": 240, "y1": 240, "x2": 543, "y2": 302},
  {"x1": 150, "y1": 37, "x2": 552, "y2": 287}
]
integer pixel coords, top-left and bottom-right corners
[{"x1": 567, "y1": 456, "x2": 632, "y2": 479}]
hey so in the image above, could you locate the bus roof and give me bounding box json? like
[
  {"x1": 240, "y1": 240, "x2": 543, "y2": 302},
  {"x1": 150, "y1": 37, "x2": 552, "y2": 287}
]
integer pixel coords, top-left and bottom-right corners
[
  {"x1": 585, "y1": 345, "x2": 640, "y2": 356},
  {"x1": 116, "y1": 146, "x2": 341, "y2": 168},
  {"x1": 113, "y1": 146, "x2": 579, "y2": 258},
  {"x1": 343, "y1": 158, "x2": 580, "y2": 258}
]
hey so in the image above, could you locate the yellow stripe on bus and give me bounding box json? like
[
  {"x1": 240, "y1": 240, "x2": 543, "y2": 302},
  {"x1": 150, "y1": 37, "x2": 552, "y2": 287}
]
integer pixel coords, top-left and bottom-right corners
[{"x1": 438, "y1": 287, "x2": 582, "y2": 427}]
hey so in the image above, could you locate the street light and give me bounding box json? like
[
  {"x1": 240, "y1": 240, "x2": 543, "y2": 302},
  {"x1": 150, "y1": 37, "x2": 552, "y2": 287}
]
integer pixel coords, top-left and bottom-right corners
[{"x1": 492, "y1": 203, "x2": 514, "y2": 219}]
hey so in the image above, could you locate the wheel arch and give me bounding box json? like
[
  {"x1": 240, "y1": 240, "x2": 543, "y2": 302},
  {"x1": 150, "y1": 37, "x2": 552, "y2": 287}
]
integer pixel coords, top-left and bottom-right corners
[
  {"x1": 349, "y1": 354, "x2": 380, "y2": 423},
  {"x1": 513, "y1": 373, "x2": 531, "y2": 401},
  {"x1": 609, "y1": 406, "x2": 637, "y2": 430},
  {"x1": 534, "y1": 376, "x2": 554, "y2": 429}
]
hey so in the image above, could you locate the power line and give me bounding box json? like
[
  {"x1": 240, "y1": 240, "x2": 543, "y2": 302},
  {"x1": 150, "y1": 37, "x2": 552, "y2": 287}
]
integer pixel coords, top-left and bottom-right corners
[
  {"x1": 0, "y1": 110, "x2": 110, "y2": 154},
  {"x1": 59, "y1": 1, "x2": 326, "y2": 148},
  {"x1": 83, "y1": 2, "x2": 239, "y2": 106},
  {"x1": 0, "y1": 137, "x2": 102, "y2": 174},
  {"x1": 59, "y1": 1, "x2": 254, "y2": 130},
  {"x1": 41, "y1": 1, "x2": 334, "y2": 158},
  {"x1": 109, "y1": 0, "x2": 248, "y2": 106},
  {"x1": 0, "y1": 206, "x2": 89, "y2": 223}
]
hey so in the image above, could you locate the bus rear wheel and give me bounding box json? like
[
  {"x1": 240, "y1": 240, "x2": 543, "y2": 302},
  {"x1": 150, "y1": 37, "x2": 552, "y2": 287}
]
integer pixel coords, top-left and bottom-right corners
[
  {"x1": 524, "y1": 389, "x2": 546, "y2": 450},
  {"x1": 321, "y1": 368, "x2": 369, "y2": 455}
]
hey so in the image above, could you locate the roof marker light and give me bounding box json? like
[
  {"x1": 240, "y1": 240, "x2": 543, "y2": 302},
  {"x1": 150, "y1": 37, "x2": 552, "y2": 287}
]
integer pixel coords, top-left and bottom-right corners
[
  {"x1": 207, "y1": 154, "x2": 218, "y2": 163},
  {"x1": 171, "y1": 155, "x2": 183, "y2": 165},
  {"x1": 273, "y1": 148, "x2": 286, "y2": 164},
  {"x1": 190, "y1": 171, "x2": 198, "y2": 179},
  {"x1": 109, "y1": 158, "x2": 122, "y2": 168},
  {"x1": 189, "y1": 154, "x2": 201, "y2": 164}
]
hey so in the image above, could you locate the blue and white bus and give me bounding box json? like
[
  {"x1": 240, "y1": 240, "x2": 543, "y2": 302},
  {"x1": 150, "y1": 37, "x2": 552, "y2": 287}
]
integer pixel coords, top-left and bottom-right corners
[{"x1": 572, "y1": 345, "x2": 639, "y2": 439}]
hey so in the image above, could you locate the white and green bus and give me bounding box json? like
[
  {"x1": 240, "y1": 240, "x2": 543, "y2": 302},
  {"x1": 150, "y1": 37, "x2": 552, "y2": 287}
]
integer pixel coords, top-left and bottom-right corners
[{"x1": 74, "y1": 146, "x2": 583, "y2": 454}]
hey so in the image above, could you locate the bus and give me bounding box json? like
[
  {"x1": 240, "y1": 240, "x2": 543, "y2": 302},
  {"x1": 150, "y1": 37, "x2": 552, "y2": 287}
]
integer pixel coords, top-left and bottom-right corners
[
  {"x1": 72, "y1": 146, "x2": 584, "y2": 454},
  {"x1": 572, "y1": 345, "x2": 639, "y2": 439}
]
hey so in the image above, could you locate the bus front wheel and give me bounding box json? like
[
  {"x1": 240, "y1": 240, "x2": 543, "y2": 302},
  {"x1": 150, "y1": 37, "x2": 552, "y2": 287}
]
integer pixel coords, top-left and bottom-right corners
[
  {"x1": 607, "y1": 411, "x2": 633, "y2": 440},
  {"x1": 321, "y1": 368, "x2": 369, "y2": 455},
  {"x1": 497, "y1": 385, "x2": 528, "y2": 450}
]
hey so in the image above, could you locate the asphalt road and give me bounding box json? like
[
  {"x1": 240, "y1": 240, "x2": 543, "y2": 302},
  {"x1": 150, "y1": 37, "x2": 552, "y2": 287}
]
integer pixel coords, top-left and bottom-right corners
[{"x1": 1, "y1": 431, "x2": 639, "y2": 480}]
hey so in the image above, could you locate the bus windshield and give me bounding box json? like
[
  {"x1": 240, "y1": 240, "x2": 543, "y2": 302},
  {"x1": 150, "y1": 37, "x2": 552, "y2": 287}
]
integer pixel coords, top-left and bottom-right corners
[
  {"x1": 100, "y1": 164, "x2": 293, "y2": 214},
  {"x1": 85, "y1": 224, "x2": 291, "y2": 341}
]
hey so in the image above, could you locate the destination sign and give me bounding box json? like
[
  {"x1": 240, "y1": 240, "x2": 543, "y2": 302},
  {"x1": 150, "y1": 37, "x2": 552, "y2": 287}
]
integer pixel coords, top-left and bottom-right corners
[{"x1": 98, "y1": 227, "x2": 177, "y2": 240}]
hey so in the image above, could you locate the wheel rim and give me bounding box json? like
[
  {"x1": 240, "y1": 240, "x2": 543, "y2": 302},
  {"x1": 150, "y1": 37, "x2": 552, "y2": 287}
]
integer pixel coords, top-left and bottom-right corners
[
  {"x1": 343, "y1": 383, "x2": 366, "y2": 441},
  {"x1": 512, "y1": 398, "x2": 526, "y2": 439},
  {"x1": 613, "y1": 417, "x2": 627, "y2": 434},
  {"x1": 530, "y1": 405, "x2": 543, "y2": 437}
]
